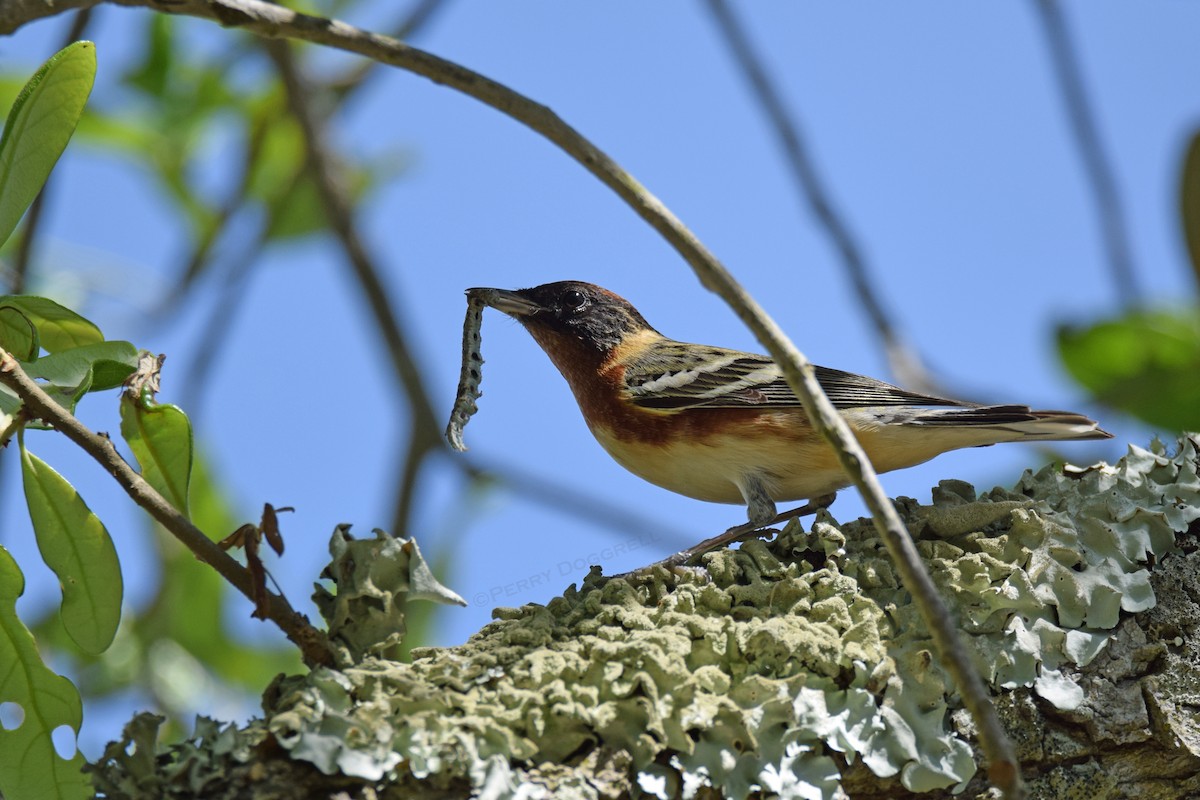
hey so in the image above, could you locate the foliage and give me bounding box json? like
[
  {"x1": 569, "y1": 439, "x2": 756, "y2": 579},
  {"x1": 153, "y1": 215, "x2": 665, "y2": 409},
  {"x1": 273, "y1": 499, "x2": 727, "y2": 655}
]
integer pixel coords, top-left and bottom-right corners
[
  {"x1": 65, "y1": 14, "x2": 398, "y2": 297},
  {"x1": 0, "y1": 18, "x2": 413, "y2": 798},
  {"x1": 1181, "y1": 130, "x2": 1200, "y2": 290},
  {"x1": 0, "y1": 29, "x2": 405, "y2": 798},
  {"x1": 0, "y1": 547, "x2": 89, "y2": 800},
  {"x1": 1059, "y1": 308, "x2": 1200, "y2": 432},
  {"x1": 0, "y1": 43, "x2": 196, "y2": 800}
]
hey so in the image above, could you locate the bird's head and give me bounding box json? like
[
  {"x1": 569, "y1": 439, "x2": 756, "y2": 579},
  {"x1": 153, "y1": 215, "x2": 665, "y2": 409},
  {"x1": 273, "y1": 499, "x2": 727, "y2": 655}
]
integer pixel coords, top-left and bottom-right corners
[{"x1": 468, "y1": 281, "x2": 656, "y2": 359}]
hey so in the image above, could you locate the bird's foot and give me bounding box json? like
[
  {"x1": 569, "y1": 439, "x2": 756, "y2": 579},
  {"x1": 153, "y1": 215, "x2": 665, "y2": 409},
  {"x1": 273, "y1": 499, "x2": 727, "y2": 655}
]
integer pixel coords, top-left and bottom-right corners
[{"x1": 620, "y1": 493, "x2": 837, "y2": 576}]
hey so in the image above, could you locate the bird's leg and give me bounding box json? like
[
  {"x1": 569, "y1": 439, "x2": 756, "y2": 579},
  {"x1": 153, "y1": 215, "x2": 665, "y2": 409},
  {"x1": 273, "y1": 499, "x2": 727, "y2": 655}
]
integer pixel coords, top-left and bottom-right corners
[
  {"x1": 627, "y1": 490, "x2": 838, "y2": 574},
  {"x1": 739, "y1": 473, "x2": 779, "y2": 528},
  {"x1": 730, "y1": 492, "x2": 837, "y2": 544}
]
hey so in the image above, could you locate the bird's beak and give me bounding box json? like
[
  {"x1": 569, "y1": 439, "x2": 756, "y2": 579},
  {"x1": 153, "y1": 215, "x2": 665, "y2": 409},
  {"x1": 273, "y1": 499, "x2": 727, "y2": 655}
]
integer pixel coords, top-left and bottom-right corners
[{"x1": 467, "y1": 287, "x2": 542, "y2": 319}]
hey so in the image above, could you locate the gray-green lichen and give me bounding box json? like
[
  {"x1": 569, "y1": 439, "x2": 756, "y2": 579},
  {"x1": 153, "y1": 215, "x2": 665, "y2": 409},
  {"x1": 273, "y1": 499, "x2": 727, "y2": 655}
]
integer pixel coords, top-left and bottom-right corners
[
  {"x1": 90, "y1": 437, "x2": 1200, "y2": 799},
  {"x1": 313, "y1": 526, "x2": 467, "y2": 665}
]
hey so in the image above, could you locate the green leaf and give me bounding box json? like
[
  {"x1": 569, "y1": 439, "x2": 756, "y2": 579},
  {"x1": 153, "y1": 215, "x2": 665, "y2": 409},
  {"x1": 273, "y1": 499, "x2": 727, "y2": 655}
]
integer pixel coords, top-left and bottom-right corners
[
  {"x1": 0, "y1": 546, "x2": 88, "y2": 800},
  {"x1": 0, "y1": 41, "x2": 97, "y2": 249},
  {"x1": 1182, "y1": 130, "x2": 1200, "y2": 292},
  {"x1": 0, "y1": 304, "x2": 38, "y2": 360},
  {"x1": 23, "y1": 340, "x2": 139, "y2": 412},
  {"x1": 120, "y1": 394, "x2": 193, "y2": 514},
  {"x1": 123, "y1": 14, "x2": 174, "y2": 99},
  {"x1": 21, "y1": 445, "x2": 123, "y2": 654},
  {"x1": 0, "y1": 296, "x2": 103, "y2": 353},
  {"x1": 26, "y1": 455, "x2": 300, "y2": 715},
  {"x1": 1058, "y1": 308, "x2": 1200, "y2": 431}
]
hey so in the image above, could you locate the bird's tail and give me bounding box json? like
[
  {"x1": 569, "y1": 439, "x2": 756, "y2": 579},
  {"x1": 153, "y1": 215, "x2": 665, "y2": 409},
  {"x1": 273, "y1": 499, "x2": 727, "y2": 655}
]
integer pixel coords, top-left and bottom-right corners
[{"x1": 904, "y1": 404, "x2": 1113, "y2": 442}]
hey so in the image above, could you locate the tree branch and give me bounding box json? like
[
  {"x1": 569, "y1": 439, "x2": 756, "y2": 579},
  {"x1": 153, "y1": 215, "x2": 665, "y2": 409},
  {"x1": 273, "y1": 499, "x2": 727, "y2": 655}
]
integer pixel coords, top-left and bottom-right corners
[
  {"x1": 263, "y1": 39, "x2": 445, "y2": 540},
  {"x1": 2, "y1": 1, "x2": 1020, "y2": 791},
  {"x1": 0, "y1": 0, "x2": 95, "y2": 35},
  {"x1": 0, "y1": 348, "x2": 334, "y2": 667},
  {"x1": 704, "y1": 0, "x2": 944, "y2": 396},
  {"x1": 1032, "y1": 0, "x2": 1140, "y2": 304}
]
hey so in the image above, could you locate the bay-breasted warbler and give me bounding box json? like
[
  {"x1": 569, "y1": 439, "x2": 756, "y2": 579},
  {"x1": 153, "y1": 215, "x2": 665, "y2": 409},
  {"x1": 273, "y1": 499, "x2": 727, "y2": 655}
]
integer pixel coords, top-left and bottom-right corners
[{"x1": 470, "y1": 280, "x2": 1111, "y2": 534}]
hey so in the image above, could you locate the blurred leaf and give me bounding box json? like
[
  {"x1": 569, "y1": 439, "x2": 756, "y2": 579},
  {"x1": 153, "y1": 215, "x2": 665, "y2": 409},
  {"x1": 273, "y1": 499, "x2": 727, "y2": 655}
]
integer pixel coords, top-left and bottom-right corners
[
  {"x1": 124, "y1": 14, "x2": 174, "y2": 99},
  {"x1": 21, "y1": 445, "x2": 124, "y2": 655},
  {"x1": 244, "y1": 94, "x2": 385, "y2": 242},
  {"x1": 0, "y1": 295, "x2": 103, "y2": 353},
  {"x1": 243, "y1": 109, "x2": 320, "y2": 239},
  {"x1": 1058, "y1": 308, "x2": 1200, "y2": 431},
  {"x1": 0, "y1": 41, "x2": 97, "y2": 249},
  {"x1": 113, "y1": 16, "x2": 242, "y2": 235},
  {"x1": 265, "y1": 172, "x2": 328, "y2": 240},
  {"x1": 0, "y1": 546, "x2": 88, "y2": 800},
  {"x1": 0, "y1": 304, "x2": 38, "y2": 359},
  {"x1": 73, "y1": 108, "x2": 157, "y2": 154},
  {"x1": 0, "y1": 76, "x2": 27, "y2": 113},
  {"x1": 120, "y1": 394, "x2": 193, "y2": 514},
  {"x1": 1182, "y1": 130, "x2": 1200, "y2": 291}
]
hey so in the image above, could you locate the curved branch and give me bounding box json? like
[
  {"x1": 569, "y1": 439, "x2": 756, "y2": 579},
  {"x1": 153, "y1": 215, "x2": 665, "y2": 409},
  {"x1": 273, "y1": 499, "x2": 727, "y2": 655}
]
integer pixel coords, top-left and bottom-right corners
[
  {"x1": 704, "y1": 0, "x2": 943, "y2": 395},
  {"x1": 2, "y1": 1, "x2": 1021, "y2": 792},
  {"x1": 0, "y1": 348, "x2": 334, "y2": 667},
  {"x1": 263, "y1": 39, "x2": 444, "y2": 539},
  {"x1": 1032, "y1": 0, "x2": 1140, "y2": 304},
  {"x1": 1, "y1": 1, "x2": 95, "y2": 35}
]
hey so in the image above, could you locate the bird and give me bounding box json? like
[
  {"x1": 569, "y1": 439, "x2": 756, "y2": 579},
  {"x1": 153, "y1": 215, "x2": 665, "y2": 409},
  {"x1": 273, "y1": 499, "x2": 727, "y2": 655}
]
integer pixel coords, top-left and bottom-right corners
[{"x1": 470, "y1": 280, "x2": 1111, "y2": 564}]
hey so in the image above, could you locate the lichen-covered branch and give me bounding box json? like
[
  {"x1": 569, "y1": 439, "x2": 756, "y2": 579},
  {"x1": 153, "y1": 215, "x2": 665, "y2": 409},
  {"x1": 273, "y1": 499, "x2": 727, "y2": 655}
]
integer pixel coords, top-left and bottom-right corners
[{"x1": 89, "y1": 438, "x2": 1200, "y2": 799}]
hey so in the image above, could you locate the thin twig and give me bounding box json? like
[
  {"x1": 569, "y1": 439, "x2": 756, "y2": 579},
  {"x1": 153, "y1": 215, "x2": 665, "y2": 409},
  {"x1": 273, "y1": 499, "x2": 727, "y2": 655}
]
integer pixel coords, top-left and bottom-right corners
[
  {"x1": 0, "y1": 348, "x2": 334, "y2": 667},
  {"x1": 264, "y1": 40, "x2": 444, "y2": 538},
  {"x1": 156, "y1": 110, "x2": 270, "y2": 316},
  {"x1": 1032, "y1": 0, "x2": 1140, "y2": 304},
  {"x1": 704, "y1": 0, "x2": 943, "y2": 395},
  {"x1": 156, "y1": 0, "x2": 451, "y2": 313},
  {"x1": 1, "y1": 2, "x2": 1022, "y2": 791},
  {"x1": 179, "y1": 224, "x2": 268, "y2": 407},
  {"x1": 454, "y1": 453, "x2": 693, "y2": 547}
]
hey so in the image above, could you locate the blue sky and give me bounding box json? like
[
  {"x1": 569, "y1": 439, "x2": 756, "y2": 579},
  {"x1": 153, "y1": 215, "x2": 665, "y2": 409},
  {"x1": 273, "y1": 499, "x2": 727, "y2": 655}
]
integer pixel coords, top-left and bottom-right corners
[{"x1": 3, "y1": 2, "x2": 1198, "y2": 756}]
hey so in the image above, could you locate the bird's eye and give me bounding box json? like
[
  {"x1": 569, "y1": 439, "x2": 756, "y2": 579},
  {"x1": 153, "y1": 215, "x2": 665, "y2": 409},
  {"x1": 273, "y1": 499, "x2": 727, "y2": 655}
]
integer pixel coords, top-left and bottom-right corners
[{"x1": 561, "y1": 289, "x2": 586, "y2": 312}]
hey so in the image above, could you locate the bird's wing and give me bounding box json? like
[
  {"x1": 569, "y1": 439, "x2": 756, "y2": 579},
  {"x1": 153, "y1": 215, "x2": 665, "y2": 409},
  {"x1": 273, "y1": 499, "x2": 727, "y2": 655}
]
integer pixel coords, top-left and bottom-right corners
[{"x1": 623, "y1": 341, "x2": 965, "y2": 411}]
